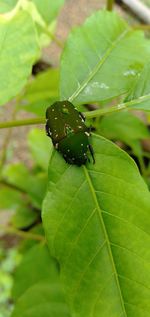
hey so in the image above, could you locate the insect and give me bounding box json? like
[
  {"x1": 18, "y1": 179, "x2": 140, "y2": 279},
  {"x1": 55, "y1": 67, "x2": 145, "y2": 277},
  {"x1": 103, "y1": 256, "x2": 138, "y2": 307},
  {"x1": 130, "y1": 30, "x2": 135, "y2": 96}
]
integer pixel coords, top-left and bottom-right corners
[{"x1": 46, "y1": 100, "x2": 95, "y2": 166}]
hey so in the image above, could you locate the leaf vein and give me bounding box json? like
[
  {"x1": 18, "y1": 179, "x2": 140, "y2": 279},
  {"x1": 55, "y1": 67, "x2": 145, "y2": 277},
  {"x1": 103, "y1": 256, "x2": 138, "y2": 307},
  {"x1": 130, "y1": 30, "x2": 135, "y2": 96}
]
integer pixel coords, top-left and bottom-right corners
[
  {"x1": 52, "y1": 179, "x2": 87, "y2": 255},
  {"x1": 71, "y1": 239, "x2": 107, "y2": 301},
  {"x1": 118, "y1": 274, "x2": 150, "y2": 292},
  {"x1": 69, "y1": 29, "x2": 128, "y2": 102},
  {"x1": 83, "y1": 166, "x2": 127, "y2": 316},
  {"x1": 63, "y1": 207, "x2": 97, "y2": 265}
]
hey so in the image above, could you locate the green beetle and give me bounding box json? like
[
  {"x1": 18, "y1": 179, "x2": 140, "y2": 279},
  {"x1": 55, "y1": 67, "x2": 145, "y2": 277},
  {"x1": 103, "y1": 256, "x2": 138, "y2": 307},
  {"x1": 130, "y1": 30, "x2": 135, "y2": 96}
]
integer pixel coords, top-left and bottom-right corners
[{"x1": 46, "y1": 100, "x2": 95, "y2": 166}]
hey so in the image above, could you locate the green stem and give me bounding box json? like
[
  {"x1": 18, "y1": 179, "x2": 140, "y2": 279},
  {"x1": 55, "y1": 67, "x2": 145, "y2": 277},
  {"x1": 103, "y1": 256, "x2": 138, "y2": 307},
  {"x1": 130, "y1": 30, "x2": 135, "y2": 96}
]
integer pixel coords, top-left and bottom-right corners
[
  {"x1": 84, "y1": 103, "x2": 126, "y2": 119},
  {"x1": 0, "y1": 94, "x2": 150, "y2": 129},
  {"x1": 0, "y1": 117, "x2": 45, "y2": 129},
  {"x1": 84, "y1": 94, "x2": 150, "y2": 119},
  {"x1": 0, "y1": 224, "x2": 45, "y2": 241},
  {"x1": 45, "y1": 28, "x2": 64, "y2": 49},
  {"x1": 106, "y1": 0, "x2": 114, "y2": 11}
]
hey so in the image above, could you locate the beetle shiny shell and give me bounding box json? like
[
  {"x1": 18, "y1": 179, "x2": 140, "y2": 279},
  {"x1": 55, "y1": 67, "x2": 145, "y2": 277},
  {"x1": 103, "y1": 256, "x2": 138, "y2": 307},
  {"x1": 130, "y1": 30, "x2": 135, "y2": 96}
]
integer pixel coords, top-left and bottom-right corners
[{"x1": 46, "y1": 100, "x2": 95, "y2": 166}]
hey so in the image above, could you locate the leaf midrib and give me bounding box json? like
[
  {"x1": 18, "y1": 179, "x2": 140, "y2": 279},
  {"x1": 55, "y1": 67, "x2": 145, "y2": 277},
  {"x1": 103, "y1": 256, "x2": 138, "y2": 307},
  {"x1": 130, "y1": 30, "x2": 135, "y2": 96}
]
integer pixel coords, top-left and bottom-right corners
[
  {"x1": 83, "y1": 165, "x2": 127, "y2": 317},
  {"x1": 69, "y1": 28, "x2": 129, "y2": 103}
]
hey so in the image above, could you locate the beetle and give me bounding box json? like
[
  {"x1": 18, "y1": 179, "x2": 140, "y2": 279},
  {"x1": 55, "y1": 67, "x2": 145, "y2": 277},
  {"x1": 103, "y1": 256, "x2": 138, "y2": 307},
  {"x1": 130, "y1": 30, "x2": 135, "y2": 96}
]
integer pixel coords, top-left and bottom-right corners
[{"x1": 45, "y1": 100, "x2": 95, "y2": 166}]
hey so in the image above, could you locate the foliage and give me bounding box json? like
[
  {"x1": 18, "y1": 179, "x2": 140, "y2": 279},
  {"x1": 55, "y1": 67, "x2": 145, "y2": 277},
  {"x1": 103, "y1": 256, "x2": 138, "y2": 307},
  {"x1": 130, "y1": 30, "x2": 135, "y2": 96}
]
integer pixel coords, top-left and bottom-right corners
[{"x1": 0, "y1": 1, "x2": 150, "y2": 317}]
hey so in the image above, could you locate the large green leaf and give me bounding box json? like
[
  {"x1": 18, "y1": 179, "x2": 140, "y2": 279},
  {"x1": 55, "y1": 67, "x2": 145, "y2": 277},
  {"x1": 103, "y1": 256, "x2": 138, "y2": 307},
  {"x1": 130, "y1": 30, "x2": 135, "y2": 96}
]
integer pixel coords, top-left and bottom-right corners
[
  {"x1": 60, "y1": 10, "x2": 150, "y2": 105},
  {"x1": 42, "y1": 134, "x2": 150, "y2": 317},
  {"x1": 0, "y1": 11, "x2": 39, "y2": 105},
  {"x1": 11, "y1": 282, "x2": 70, "y2": 317},
  {"x1": 125, "y1": 62, "x2": 150, "y2": 111}
]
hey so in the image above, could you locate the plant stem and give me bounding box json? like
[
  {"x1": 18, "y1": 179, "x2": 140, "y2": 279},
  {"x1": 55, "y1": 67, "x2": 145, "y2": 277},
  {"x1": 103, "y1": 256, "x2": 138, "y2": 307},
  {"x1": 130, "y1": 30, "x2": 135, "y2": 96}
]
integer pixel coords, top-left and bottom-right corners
[
  {"x1": 0, "y1": 94, "x2": 150, "y2": 129},
  {"x1": 133, "y1": 24, "x2": 150, "y2": 31},
  {"x1": 84, "y1": 103, "x2": 127, "y2": 119},
  {"x1": 84, "y1": 94, "x2": 150, "y2": 119},
  {"x1": 0, "y1": 117, "x2": 45, "y2": 129},
  {"x1": 45, "y1": 28, "x2": 64, "y2": 49},
  {"x1": 0, "y1": 224, "x2": 45, "y2": 241},
  {"x1": 106, "y1": 0, "x2": 115, "y2": 11}
]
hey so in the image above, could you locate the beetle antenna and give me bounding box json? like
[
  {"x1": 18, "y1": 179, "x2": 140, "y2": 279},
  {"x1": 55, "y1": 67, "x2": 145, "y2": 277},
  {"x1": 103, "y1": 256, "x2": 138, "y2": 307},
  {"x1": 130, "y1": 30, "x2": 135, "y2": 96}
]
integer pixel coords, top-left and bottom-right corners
[{"x1": 88, "y1": 144, "x2": 95, "y2": 164}]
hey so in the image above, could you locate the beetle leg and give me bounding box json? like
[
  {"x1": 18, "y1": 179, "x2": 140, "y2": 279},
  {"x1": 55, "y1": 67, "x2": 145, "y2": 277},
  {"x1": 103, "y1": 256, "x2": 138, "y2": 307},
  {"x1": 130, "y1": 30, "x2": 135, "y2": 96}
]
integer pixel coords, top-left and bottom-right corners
[
  {"x1": 88, "y1": 144, "x2": 95, "y2": 164},
  {"x1": 87, "y1": 125, "x2": 92, "y2": 135},
  {"x1": 88, "y1": 125, "x2": 96, "y2": 135},
  {"x1": 79, "y1": 112, "x2": 85, "y2": 122},
  {"x1": 45, "y1": 120, "x2": 50, "y2": 137}
]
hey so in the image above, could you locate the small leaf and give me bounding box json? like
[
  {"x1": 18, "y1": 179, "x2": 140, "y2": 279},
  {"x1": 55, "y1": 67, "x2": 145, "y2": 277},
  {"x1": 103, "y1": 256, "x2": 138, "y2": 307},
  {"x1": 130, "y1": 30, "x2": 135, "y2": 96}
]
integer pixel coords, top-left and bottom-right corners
[
  {"x1": 28, "y1": 128, "x2": 52, "y2": 171},
  {"x1": 0, "y1": 185, "x2": 23, "y2": 210},
  {"x1": 60, "y1": 10, "x2": 150, "y2": 104},
  {"x1": 19, "y1": 68, "x2": 59, "y2": 116},
  {"x1": 12, "y1": 244, "x2": 59, "y2": 300},
  {"x1": 3, "y1": 164, "x2": 47, "y2": 209},
  {"x1": 0, "y1": 11, "x2": 39, "y2": 105},
  {"x1": 43, "y1": 134, "x2": 150, "y2": 317},
  {"x1": 0, "y1": 0, "x2": 17, "y2": 13},
  {"x1": 126, "y1": 62, "x2": 150, "y2": 111},
  {"x1": 32, "y1": 0, "x2": 65, "y2": 25},
  {"x1": 98, "y1": 111, "x2": 150, "y2": 144},
  {"x1": 11, "y1": 204, "x2": 38, "y2": 229}
]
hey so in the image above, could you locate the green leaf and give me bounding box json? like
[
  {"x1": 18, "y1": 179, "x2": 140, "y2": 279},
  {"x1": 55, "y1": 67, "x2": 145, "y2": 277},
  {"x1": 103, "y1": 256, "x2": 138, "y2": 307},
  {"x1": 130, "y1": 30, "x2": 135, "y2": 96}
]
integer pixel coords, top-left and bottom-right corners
[
  {"x1": 19, "y1": 224, "x2": 45, "y2": 253},
  {"x1": 11, "y1": 204, "x2": 38, "y2": 229},
  {"x1": 28, "y1": 128, "x2": 52, "y2": 171},
  {"x1": 98, "y1": 111, "x2": 150, "y2": 145},
  {"x1": 60, "y1": 10, "x2": 150, "y2": 105},
  {"x1": 19, "y1": 68, "x2": 59, "y2": 116},
  {"x1": 12, "y1": 244, "x2": 59, "y2": 300},
  {"x1": 126, "y1": 62, "x2": 150, "y2": 111},
  {"x1": 11, "y1": 282, "x2": 70, "y2": 317},
  {"x1": 3, "y1": 164, "x2": 47, "y2": 209},
  {"x1": 0, "y1": 11, "x2": 39, "y2": 106},
  {"x1": 32, "y1": 0, "x2": 65, "y2": 25},
  {"x1": 0, "y1": 185, "x2": 23, "y2": 210},
  {"x1": 42, "y1": 134, "x2": 150, "y2": 317},
  {"x1": 0, "y1": 0, "x2": 18, "y2": 13}
]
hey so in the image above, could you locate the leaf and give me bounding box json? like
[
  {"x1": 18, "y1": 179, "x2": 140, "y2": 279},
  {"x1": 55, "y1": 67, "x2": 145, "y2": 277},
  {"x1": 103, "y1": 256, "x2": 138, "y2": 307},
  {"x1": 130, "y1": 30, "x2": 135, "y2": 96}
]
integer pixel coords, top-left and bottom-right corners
[
  {"x1": 60, "y1": 10, "x2": 150, "y2": 105},
  {"x1": 19, "y1": 68, "x2": 59, "y2": 116},
  {"x1": 32, "y1": 0, "x2": 65, "y2": 25},
  {"x1": 3, "y1": 164, "x2": 47, "y2": 209},
  {"x1": 98, "y1": 111, "x2": 150, "y2": 144},
  {"x1": 0, "y1": 185, "x2": 23, "y2": 210},
  {"x1": 11, "y1": 204, "x2": 38, "y2": 229},
  {"x1": 42, "y1": 134, "x2": 150, "y2": 317},
  {"x1": 11, "y1": 282, "x2": 70, "y2": 317},
  {"x1": 12, "y1": 244, "x2": 59, "y2": 300},
  {"x1": 28, "y1": 128, "x2": 52, "y2": 171},
  {"x1": 0, "y1": 11, "x2": 39, "y2": 106},
  {"x1": 0, "y1": 0, "x2": 17, "y2": 13},
  {"x1": 125, "y1": 62, "x2": 150, "y2": 111},
  {"x1": 19, "y1": 224, "x2": 45, "y2": 253}
]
